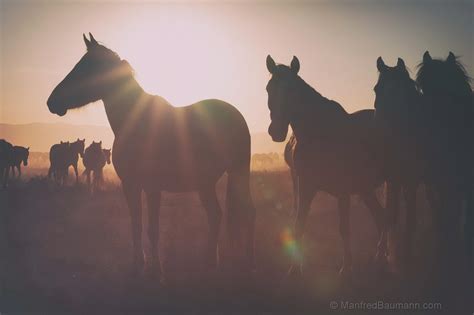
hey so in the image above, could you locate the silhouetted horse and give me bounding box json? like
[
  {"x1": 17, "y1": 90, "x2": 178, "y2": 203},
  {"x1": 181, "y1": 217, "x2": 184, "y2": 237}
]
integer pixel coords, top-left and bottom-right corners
[
  {"x1": 47, "y1": 34, "x2": 256, "y2": 278},
  {"x1": 83, "y1": 141, "x2": 111, "y2": 192},
  {"x1": 10, "y1": 146, "x2": 30, "y2": 178},
  {"x1": 0, "y1": 139, "x2": 13, "y2": 188},
  {"x1": 266, "y1": 55, "x2": 386, "y2": 277},
  {"x1": 373, "y1": 57, "x2": 424, "y2": 271},
  {"x1": 416, "y1": 52, "x2": 473, "y2": 278},
  {"x1": 48, "y1": 139, "x2": 85, "y2": 185}
]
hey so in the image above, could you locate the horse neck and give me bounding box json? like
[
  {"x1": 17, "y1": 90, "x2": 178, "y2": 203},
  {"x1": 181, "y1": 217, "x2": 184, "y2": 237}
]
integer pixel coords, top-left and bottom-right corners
[
  {"x1": 290, "y1": 78, "x2": 348, "y2": 140},
  {"x1": 102, "y1": 76, "x2": 150, "y2": 136}
]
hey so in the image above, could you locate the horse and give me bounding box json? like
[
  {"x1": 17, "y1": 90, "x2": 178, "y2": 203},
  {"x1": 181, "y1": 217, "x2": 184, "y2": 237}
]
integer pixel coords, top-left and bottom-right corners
[
  {"x1": 10, "y1": 146, "x2": 30, "y2": 178},
  {"x1": 373, "y1": 57, "x2": 426, "y2": 272},
  {"x1": 83, "y1": 141, "x2": 111, "y2": 192},
  {"x1": 48, "y1": 139, "x2": 85, "y2": 185},
  {"x1": 47, "y1": 33, "x2": 256, "y2": 278},
  {"x1": 265, "y1": 55, "x2": 387, "y2": 277},
  {"x1": 416, "y1": 51, "x2": 473, "y2": 280},
  {"x1": 0, "y1": 139, "x2": 14, "y2": 189}
]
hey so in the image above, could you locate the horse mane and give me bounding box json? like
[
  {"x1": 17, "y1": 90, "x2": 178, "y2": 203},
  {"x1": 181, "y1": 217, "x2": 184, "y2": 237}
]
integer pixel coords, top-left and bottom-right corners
[{"x1": 93, "y1": 43, "x2": 135, "y2": 78}]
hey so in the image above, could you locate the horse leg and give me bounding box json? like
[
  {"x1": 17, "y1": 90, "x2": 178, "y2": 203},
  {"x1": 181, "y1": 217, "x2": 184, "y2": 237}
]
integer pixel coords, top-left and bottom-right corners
[
  {"x1": 145, "y1": 188, "x2": 162, "y2": 278},
  {"x1": 403, "y1": 182, "x2": 417, "y2": 274},
  {"x1": 10, "y1": 166, "x2": 15, "y2": 178},
  {"x1": 289, "y1": 177, "x2": 316, "y2": 275},
  {"x1": 17, "y1": 165, "x2": 21, "y2": 178},
  {"x1": 361, "y1": 191, "x2": 388, "y2": 265},
  {"x1": 199, "y1": 185, "x2": 222, "y2": 269},
  {"x1": 123, "y1": 181, "x2": 144, "y2": 275},
  {"x1": 386, "y1": 180, "x2": 401, "y2": 266},
  {"x1": 337, "y1": 194, "x2": 352, "y2": 278},
  {"x1": 291, "y1": 168, "x2": 298, "y2": 216},
  {"x1": 73, "y1": 163, "x2": 79, "y2": 184}
]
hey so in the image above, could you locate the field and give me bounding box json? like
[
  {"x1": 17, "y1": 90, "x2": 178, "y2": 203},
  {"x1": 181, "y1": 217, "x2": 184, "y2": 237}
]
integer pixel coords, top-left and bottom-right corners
[{"x1": 0, "y1": 155, "x2": 471, "y2": 314}]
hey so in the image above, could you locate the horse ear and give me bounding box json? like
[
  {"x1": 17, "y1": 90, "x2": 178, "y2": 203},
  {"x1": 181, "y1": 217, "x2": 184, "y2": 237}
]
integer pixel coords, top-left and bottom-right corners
[
  {"x1": 83, "y1": 33, "x2": 93, "y2": 50},
  {"x1": 377, "y1": 57, "x2": 386, "y2": 72},
  {"x1": 290, "y1": 56, "x2": 300, "y2": 74},
  {"x1": 27, "y1": 147, "x2": 29, "y2": 150},
  {"x1": 60, "y1": 141, "x2": 63, "y2": 144},
  {"x1": 89, "y1": 33, "x2": 98, "y2": 46},
  {"x1": 266, "y1": 55, "x2": 277, "y2": 74},
  {"x1": 423, "y1": 51, "x2": 432, "y2": 63},
  {"x1": 82, "y1": 138, "x2": 85, "y2": 142},
  {"x1": 447, "y1": 52, "x2": 456, "y2": 63},
  {"x1": 99, "y1": 141, "x2": 102, "y2": 145},
  {"x1": 396, "y1": 58, "x2": 405, "y2": 69}
]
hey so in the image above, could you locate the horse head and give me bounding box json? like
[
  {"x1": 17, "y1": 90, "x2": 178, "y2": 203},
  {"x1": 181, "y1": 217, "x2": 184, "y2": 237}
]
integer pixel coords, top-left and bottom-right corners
[
  {"x1": 374, "y1": 57, "x2": 418, "y2": 121},
  {"x1": 47, "y1": 33, "x2": 133, "y2": 117},
  {"x1": 265, "y1": 55, "x2": 301, "y2": 142}
]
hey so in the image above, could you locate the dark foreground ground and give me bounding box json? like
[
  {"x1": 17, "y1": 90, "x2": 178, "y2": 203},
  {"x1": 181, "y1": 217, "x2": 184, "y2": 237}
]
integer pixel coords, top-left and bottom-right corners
[{"x1": 0, "y1": 169, "x2": 472, "y2": 314}]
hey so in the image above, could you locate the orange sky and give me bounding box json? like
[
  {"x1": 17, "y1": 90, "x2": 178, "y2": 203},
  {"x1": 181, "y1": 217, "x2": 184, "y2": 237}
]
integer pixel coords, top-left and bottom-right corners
[{"x1": 1, "y1": 0, "x2": 472, "y2": 132}]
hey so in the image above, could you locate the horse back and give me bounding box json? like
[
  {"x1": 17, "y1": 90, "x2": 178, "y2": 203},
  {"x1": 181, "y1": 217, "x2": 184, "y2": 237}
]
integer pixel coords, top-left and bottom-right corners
[{"x1": 112, "y1": 98, "x2": 251, "y2": 190}]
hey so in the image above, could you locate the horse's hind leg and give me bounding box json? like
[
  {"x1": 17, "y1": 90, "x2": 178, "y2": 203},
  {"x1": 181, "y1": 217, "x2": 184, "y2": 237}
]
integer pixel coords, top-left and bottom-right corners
[
  {"x1": 145, "y1": 188, "x2": 162, "y2": 279},
  {"x1": 337, "y1": 195, "x2": 352, "y2": 278},
  {"x1": 123, "y1": 181, "x2": 144, "y2": 276},
  {"x1": 73, "y1": 163, "x2": 79, "y2": 184},
  {"x1": 199, "y1": 185, "x2": 222, "y2": 269}
]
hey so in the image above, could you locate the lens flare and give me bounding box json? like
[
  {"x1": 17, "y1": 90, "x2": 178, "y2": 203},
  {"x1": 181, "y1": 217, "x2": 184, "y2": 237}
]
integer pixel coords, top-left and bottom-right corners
[{"x1": 280, "y1": 227, "x2": 302, "y2": 263}]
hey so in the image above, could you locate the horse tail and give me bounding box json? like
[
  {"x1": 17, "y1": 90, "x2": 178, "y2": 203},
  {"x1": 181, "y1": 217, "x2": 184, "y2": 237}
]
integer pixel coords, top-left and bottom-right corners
[{"x1": 226, "y1": 155, "x2": 256, "y2": 269}]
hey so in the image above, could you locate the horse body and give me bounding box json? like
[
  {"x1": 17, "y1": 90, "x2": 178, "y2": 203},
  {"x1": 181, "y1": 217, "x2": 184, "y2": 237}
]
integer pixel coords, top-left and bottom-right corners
[
  {"x1": 266, "y1": 56, "x2": 385, "y2": 276},
  {"x1": 373, "y1": 57, "x2": 426, "y2": 271},
  {"x1": 0, "y1": 139, "x2": 13, "y2": 188},
  {"x1": 48, "y1": 139, "x2": 85, "y2": 185},
  {"x1": 109, "y1": 96, "x2": 250, "y2": 193},
  {"x1": 10, "y1": 146, "x2": 29, "y2": 178},
  {"x1": 83, "y1": 141, "x2": 111, "y2": 191},
  {"x1": 416, "y1": 51, "x2": 473, "y2": 279},
  {"x1": 47, "y1": 34, "x2": 255, "y2": 278}
]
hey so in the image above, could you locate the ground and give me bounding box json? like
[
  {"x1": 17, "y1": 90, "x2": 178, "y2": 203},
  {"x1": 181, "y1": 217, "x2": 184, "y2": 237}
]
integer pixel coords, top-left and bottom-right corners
[{"x1": 0, "y1": 161, "x2": 471, "y2": 314}]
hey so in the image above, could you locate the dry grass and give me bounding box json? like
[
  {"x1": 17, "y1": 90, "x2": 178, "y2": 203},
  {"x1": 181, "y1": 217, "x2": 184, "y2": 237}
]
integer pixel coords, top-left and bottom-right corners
[{"x1": 0, "y1": 160, "x2": 471, "y2": 314}]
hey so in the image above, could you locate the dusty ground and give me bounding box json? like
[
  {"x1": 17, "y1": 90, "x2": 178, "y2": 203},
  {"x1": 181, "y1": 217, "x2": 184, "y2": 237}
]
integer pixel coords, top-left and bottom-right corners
[{"x1": 0, "y1": 163, "x2": 471, "y2": 314}]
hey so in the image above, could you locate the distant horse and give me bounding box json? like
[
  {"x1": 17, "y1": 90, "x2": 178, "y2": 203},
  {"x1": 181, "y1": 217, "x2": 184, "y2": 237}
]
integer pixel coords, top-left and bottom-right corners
[
  {"x1": 83, "y1": 141, "x2": 111, "y2": 192},
  {"x1": 0, "y1": 139, "x2": 13, "y2": 188},
  {"x1": 373, "y1": 57, "x2": 425, "y2": 271},
  {"x1": 416, "y1": 52, "x2": 473, "y2": 276},
  {"x1": 48, "y1": 139, "x2": 85, "y2": 185},
  {"x1": 10, "y1": 146, "x2": 30, "y2": 178},
  {"x1": 47, "y1": 33, "x2": 256, "y2": 277},
  {"x1": 266, "y1": 55, "x2": 386, "y2": 276}
]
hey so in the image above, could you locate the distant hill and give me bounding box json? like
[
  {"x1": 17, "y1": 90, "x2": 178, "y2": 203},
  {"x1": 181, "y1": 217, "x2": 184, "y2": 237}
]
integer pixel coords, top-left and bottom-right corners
[{"x1": 0, "y1": 123, "x2": 285, "y2": 154}]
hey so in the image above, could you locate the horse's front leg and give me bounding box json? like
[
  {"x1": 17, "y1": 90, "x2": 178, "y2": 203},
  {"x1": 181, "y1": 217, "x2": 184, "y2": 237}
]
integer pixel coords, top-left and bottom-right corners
[
  {"x1": 362, "y1": 191, "x2": 388, "y2": 266},
  {"x1": 289, "y1": 177, "x2": 316, "y2": 275},
  {"x1": 73, "y1": 163, "x2": 79, "y2": 184},
  {"x1": 10, "y1": 166, "x2": 15, "y2": 178},
  {"x1": 145, "y1": 188, "x2": 162, "y2": 279},
  {"x1": 123, "y1": 181, "x2": 144, "y2": 276},
  {"x1": 402, "y1": 182, "x2": 417, "y2": 274},
  {"x1": 199, "y1": 185, "x2": 222, "y2": 269},
  {"x1": 337, "y1": 194, "x2": 352, "y2": 278},
  {"x1": 17, "y1": 165, "x2": 21, "y2": 178}
]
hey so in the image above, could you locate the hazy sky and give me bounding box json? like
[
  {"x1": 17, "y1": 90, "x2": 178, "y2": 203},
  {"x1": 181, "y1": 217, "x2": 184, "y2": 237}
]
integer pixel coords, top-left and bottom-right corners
[{"x1": 1, "y1": 0, "x2": 472, "y2": 132}]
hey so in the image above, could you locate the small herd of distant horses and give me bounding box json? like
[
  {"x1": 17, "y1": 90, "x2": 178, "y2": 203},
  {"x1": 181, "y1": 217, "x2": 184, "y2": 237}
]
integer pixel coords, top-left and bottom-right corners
[
  {"x1": 0, "y1": 138, "x2": 111, "y2": 191},
  {"x1": 1, "y1": 34, "x2": 472, "y2": 289}
]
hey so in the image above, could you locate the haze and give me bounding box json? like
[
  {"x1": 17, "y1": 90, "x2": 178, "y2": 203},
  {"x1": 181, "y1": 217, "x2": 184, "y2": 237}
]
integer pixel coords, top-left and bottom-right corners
[{"x1": 1, "y1": 0, "x2": 472, "y2": 136}]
